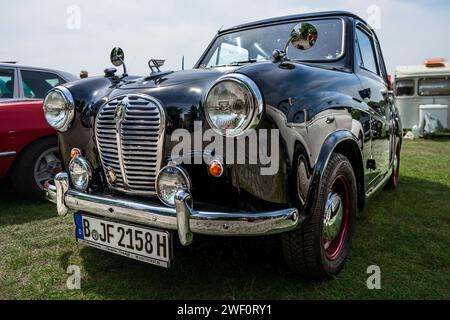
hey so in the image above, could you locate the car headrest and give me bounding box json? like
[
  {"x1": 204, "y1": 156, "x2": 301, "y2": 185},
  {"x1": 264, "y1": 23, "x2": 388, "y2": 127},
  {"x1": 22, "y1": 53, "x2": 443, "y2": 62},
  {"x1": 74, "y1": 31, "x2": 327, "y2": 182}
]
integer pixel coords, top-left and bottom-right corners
[{"x1": 5, "y1": 80, "x2": 13, "y2": 93}]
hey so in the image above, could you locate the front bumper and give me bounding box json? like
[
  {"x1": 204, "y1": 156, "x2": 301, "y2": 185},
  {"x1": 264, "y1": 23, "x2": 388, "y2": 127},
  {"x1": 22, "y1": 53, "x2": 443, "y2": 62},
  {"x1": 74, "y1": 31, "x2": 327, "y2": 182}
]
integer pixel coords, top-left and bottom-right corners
[{"x1": 44, "y1": 172, "x2": 299, "y2": 246}]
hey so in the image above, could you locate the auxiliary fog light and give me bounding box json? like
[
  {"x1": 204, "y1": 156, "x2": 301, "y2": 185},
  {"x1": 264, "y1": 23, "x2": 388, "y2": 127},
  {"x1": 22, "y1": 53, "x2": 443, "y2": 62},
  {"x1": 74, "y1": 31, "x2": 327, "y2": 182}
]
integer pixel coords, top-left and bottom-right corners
[
  {"x1": 69, "y1": 152, "x2": 93, "y2": 192},
  {"x1": 156, "y1": 162, "x2": 192, "y2": 207}
]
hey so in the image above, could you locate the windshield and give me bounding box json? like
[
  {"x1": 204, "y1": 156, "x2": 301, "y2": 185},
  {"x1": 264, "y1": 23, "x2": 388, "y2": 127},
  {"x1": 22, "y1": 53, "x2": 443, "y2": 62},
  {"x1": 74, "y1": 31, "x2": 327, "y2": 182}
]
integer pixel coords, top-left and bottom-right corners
[{"x1": 199, "y1": 18, "x2": 344, "y2": 68}]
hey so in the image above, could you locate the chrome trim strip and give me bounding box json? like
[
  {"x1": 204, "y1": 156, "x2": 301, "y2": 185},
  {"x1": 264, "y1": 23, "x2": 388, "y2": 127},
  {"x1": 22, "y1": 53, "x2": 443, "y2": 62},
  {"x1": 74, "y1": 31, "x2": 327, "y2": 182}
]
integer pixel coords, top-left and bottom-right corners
[
  {"x1": 0, "y1": 151, "x2": 16, "y2": 158},
  {"x1": 44, "y1": 173, "x2": 299, "y2": 245},
  {"x1": 366, "y1": 165, "x2": 394, "y2": 199},
  {"x1": 115, "y1": 97, "x2": 129, "y2": 189}
]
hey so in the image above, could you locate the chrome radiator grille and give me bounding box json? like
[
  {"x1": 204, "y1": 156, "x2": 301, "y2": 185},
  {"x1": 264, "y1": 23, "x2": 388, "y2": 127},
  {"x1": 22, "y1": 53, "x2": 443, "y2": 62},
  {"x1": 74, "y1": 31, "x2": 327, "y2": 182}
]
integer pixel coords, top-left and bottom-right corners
[{"x1": 95, "y1": 94, "x2": 165, "y2": 195}]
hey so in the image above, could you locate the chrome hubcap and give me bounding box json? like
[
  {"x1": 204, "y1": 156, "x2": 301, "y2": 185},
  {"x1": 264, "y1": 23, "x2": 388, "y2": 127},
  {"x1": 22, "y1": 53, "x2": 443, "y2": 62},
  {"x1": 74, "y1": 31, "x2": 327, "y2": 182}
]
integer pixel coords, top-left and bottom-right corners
[
  {"x1": 33, "y1": 147, "x2": 61, "y2": 188},
  {"x1": 323, "y1": 192, "x2": 344, "y2": 241}
]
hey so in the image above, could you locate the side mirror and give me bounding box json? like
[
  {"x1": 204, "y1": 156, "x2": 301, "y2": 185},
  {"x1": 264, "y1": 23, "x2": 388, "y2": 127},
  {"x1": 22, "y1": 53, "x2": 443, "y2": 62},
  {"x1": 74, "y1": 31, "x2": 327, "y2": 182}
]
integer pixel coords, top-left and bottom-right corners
[
  {"x1": 272, "y1": 22, "x2": 318, "y2": 63},
  {"x1": 110, "y1": 47, "x2": 125, "y2": 67},
  {"x1": 289, "y1": 22, "x2": 318, "y2": 51},
  {"x1": 110, "y1": 47, "x2": 127, "y2": 76}
]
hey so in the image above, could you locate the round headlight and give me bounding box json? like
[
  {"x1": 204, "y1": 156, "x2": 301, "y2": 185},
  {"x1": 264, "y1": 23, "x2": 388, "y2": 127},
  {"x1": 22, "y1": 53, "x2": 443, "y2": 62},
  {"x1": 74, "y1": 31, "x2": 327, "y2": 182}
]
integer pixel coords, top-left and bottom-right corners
[
  {"x1": 205, "y1": 74, "x2": 263, "y2": 137},
  {"x1": 69, "y1": 155, "x2": 92, "y2": 192},
  {"x1": 156, "y1": 163, "x2": 191, "y2": 207},
  {"x1": 43, "y1": 86, "x2": 74, "y2": 132}
]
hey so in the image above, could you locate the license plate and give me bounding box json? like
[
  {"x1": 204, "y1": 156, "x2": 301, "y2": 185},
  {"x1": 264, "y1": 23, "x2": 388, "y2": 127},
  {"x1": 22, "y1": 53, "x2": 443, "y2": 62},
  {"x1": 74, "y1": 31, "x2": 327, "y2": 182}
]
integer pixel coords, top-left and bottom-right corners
[{"x1": 74, "y1": 213, "x2": 172, "y2": 268}]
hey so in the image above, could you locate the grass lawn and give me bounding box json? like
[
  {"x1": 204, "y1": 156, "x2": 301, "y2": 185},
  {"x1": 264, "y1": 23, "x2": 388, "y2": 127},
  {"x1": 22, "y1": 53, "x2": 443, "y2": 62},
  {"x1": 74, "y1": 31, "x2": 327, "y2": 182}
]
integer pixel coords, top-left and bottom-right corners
[{"x1": 0, "y1": 137, "x2": 449, "y2": 300}]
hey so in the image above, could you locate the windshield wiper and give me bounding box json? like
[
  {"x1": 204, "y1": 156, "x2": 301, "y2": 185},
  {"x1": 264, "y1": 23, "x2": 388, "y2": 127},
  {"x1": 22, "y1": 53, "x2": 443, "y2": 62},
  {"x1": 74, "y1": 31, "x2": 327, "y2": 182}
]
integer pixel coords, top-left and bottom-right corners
[
  {"x1": 229, "y1": 59, "x2": 258, "y2": 66},
  {"x1": 206, "y1": 59, "x2": 259, "y2": 69}
]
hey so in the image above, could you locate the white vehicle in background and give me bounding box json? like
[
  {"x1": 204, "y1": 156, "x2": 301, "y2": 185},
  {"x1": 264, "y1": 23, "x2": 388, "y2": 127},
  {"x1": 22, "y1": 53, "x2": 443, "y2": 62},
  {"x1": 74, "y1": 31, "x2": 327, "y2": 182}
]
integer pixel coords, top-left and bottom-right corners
[{"x1": 395, "y1": 59, "x2": 450, "y2": 135}]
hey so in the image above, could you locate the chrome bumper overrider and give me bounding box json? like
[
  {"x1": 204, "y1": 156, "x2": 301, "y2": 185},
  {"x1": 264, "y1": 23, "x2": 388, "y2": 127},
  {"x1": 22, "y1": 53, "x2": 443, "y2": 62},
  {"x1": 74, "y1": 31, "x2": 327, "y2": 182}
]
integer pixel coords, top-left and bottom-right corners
[{"x1": 44, "y1": 172, "x2": 299, "y2": 246}]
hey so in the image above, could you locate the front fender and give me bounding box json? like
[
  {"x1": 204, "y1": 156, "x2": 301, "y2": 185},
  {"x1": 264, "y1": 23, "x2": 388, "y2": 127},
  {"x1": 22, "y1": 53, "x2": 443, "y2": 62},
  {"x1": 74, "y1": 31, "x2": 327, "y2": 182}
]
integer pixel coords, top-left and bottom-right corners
[{"x1": 301, "y1": 130, "x2": 362, "y2": 222}]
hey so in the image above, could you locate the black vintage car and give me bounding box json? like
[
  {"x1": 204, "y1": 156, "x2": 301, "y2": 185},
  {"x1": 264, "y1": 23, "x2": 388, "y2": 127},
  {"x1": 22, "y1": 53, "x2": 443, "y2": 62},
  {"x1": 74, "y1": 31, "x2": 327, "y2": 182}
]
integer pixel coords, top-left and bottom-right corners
[{"x1": 43, "y1": 11, "x2": 402, "y2": 279}]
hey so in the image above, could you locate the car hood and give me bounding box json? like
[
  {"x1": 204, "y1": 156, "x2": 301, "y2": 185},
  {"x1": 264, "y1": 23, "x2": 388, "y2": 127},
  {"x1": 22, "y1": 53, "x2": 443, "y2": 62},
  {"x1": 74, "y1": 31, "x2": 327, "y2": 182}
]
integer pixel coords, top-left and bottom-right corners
[{"x1": 119, "y1": 67, "x2": 239, "y2": 89}]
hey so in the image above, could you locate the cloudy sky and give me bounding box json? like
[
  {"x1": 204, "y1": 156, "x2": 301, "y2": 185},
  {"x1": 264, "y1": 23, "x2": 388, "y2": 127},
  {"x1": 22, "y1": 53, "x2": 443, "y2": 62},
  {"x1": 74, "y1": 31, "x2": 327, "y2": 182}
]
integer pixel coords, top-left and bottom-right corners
[{"x1": 1, "y1": 0, "x2": 449, "y2": 77}]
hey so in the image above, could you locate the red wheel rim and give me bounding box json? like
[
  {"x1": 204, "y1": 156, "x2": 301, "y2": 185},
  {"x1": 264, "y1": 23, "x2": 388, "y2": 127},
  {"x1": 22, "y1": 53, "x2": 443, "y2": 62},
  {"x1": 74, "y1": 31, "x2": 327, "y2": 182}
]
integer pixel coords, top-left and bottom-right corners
[
  {"x1": 393, "y1": 154, "x2": 399, "y2": 186},
  {"x1": 323, "y1": 175, "x2": 350, "y2": 261}
]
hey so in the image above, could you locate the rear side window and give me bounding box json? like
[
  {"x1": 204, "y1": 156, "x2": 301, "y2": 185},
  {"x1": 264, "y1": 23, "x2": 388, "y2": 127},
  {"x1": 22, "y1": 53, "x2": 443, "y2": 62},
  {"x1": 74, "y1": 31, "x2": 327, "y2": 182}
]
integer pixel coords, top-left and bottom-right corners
[
  {"x1": 20, "y1": 70, "x2": 61, "y2": 99},
  {"x1": 0, "y1": 69, "x2": 15, "y2": 99},
  {"x1": 356, "y1": 28, "x2": 378, "y2": 75},
  {"x1": 418, "y1": 78, "x2": 450, "y2": 96},
  {"x1": 396, "y1": 80, "x2": 415, "y2": 96}
]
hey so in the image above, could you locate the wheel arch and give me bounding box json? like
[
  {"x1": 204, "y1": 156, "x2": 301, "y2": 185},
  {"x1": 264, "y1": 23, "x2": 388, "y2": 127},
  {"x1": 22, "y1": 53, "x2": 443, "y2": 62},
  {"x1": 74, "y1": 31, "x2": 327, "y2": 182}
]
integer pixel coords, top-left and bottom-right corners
[
  {"x1": 302, "y1": 130, "x2": 365, "y2": 221},
  {"x1": 333, "y1": 138, "x2": 365, "y2": 212},
  {"x1": 7, "y1": 134, "x2": 58, "y2": 176}
]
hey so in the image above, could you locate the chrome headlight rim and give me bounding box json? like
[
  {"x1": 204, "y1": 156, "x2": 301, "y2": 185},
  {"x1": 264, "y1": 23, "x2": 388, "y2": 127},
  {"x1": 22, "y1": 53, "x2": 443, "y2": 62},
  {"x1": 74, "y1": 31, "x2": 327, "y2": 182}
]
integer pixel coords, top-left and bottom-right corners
[
  {"x1": 43, "y1": 86, "x2": 75, "y2": 132},
  {"x1": 155, "y1": 162, "x2": 192, "y2": 207},
  {"x1": 69, "y1": 155, "x2": 93, "y2": 192},
  {"x1": 204, "y1": 73, "x2": 264, "y2": 138}
]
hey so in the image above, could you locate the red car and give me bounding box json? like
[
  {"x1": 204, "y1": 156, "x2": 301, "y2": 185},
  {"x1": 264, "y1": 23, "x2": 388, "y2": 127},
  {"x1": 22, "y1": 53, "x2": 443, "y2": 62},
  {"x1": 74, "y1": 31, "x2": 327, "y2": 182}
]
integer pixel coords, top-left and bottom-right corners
[{"x1": 0, "y1": 63, "x2": 76, "y2": 200}]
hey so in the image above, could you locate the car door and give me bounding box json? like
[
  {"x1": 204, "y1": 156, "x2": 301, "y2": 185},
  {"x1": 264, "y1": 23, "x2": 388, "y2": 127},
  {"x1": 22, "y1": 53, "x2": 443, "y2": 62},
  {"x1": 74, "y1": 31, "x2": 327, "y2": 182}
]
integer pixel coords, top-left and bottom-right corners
[
  {"x1": 0, "y1": 67, "x2": 18, "y2": 177},
  {"x1": 354, "y1": 24, "x2": 390, "y2": 188},
  {"x1": 374, "y1": 37, "x2": 398, "y2": 165}
]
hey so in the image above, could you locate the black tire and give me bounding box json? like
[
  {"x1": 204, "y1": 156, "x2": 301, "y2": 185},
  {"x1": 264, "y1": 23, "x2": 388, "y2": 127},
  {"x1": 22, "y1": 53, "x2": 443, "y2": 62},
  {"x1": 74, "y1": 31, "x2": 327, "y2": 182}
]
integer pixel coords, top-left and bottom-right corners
[
  {"x1": 282, "y1": 153, "x2": 357, "y2": 279},
  {"x1": 386, "y1": 145, "x2": 401, "y2": 190},
  {"x1": 11, "y1": 137, "x2": 60, "y2": 201}
]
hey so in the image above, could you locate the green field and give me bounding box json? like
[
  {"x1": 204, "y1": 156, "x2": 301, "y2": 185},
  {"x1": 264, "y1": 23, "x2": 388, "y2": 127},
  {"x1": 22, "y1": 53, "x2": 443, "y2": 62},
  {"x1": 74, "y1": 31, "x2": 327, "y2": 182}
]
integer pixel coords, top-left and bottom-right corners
[{"x1": 1, "y1": 137, "x2": 449, "y2": 299}]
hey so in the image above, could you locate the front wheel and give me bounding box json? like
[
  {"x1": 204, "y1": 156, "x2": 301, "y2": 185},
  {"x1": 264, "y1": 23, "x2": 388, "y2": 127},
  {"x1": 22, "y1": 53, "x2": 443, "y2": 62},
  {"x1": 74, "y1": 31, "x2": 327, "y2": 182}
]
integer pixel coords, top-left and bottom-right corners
[{"x1": 282, "y1": 153, "x2": 357, "y2": 279}]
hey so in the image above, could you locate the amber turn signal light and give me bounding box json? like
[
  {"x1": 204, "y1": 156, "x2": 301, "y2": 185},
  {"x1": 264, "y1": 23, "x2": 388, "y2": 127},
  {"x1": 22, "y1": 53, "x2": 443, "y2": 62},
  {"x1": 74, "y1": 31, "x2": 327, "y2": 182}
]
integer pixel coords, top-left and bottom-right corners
[
  {"x1": 70, "y1": 148, "x2": 81, "y2": 159},
  {"x1": 208, "y1": 160, "x2": 223, "y2": 178}
]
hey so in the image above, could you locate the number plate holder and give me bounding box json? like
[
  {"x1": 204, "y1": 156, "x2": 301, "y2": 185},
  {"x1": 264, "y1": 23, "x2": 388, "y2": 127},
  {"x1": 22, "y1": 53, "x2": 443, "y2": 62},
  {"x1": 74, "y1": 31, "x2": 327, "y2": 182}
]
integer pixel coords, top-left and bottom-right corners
[{"x1": 74, "y1": 212, "x2": 172, "y2": 268}]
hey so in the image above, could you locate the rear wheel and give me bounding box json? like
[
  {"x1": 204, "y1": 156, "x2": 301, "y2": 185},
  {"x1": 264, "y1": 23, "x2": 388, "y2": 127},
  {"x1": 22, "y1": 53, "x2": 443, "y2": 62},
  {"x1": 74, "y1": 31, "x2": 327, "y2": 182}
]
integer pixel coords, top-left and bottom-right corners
[
  {"x1": 11, "y1": 137, "x2": 61, "y2": 201},
  {"x1": 282, "y1": 153, "x2": 357, "y2": 279},
  {"x1": 386, "y1": 146, "x2": 400, "y2": 189}
]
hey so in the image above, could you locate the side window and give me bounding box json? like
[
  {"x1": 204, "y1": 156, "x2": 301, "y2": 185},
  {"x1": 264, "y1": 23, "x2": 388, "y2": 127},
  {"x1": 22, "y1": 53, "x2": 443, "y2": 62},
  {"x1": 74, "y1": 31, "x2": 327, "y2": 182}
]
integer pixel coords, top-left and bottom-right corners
[
  {"x1": 396, "y1": 80, "x2": 415, "y2": 96},
  {"x1": 0, "y1": 68, "x2": 15, "y2": 99},
  {"x1": 356, "y1": 28, "x2": 379, "y2": 75},
  {"x1": 20, "y1": 70, "x2": 61, "y2": 99},
  {"x1": 418, "y1": 78, "x2": 450, "y2": 96}
]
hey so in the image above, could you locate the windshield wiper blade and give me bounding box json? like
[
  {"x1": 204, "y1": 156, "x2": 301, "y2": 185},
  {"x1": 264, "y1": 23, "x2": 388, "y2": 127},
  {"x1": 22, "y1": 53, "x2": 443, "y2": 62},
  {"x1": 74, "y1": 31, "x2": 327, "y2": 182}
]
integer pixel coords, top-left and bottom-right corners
[
  {"x1": 206, "y1": 59, "x2": 259, "y2": 69},
  {"x1": 229, "y1": 59, "x2": 258, "y2": 66}
]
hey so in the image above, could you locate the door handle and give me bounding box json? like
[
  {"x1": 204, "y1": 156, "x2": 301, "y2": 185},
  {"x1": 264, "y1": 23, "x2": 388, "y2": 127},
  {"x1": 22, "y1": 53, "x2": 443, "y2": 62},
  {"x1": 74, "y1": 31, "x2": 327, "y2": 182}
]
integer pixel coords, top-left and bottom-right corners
[{"x1": 359, "y1": 88, "x2": 371, "y2": 100}]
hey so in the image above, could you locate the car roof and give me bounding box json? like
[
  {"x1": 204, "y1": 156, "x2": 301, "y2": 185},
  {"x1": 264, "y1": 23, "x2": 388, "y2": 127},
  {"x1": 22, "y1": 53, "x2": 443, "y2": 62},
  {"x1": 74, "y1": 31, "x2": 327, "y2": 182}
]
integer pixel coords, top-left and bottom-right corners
[
  {"x1": 0, "y1": 63, "x2": 77, "y2": 82},
  {"x1": 396, "y1": 64, "x2": 450, "y2": 78},
  {"x1": 219, "y1": 11, "x2": 366, "y2": 34}
]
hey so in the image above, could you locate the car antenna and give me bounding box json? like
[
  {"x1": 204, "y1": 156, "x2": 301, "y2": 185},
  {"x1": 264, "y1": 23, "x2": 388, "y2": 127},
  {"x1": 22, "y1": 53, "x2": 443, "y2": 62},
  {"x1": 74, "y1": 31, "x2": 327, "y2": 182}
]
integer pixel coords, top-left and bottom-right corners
[{"x1": 181, "y1": 56, "x2": 185, "y2": 71}]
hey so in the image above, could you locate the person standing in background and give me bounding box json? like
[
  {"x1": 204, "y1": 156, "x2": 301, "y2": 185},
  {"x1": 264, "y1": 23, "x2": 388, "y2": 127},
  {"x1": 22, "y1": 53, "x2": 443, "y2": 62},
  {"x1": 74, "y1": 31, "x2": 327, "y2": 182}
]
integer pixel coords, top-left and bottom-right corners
[{"x1": 80, "y1": 70, "x2": 88, "y2": 79}]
